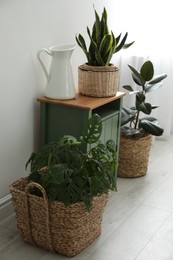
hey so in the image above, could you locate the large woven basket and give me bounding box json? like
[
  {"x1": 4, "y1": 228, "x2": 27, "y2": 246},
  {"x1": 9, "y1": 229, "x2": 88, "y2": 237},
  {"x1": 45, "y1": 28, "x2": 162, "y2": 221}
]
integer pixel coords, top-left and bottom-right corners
[
  {"x1": 78, "y1": 64, "x2": 119, "y2": 97},
  {"x1": 118, "y1": 134, "x2": 152, "y2": 178},
  {"x1": 10, "y1": 177, "x2": 109, "y2": 257}
]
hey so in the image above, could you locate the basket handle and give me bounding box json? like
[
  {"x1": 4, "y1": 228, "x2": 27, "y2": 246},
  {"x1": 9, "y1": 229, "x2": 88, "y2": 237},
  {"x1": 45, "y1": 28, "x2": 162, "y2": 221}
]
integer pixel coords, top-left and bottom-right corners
[{"x1": 24, "y1": 181, "x2": 54, "y2": 252}]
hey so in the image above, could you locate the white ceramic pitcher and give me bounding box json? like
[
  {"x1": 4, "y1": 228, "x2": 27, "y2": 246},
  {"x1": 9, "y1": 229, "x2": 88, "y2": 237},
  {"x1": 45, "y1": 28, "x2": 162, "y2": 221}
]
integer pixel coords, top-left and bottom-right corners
[{"x1": 37, "y1": 44, "x2": 76, "y2": 99}]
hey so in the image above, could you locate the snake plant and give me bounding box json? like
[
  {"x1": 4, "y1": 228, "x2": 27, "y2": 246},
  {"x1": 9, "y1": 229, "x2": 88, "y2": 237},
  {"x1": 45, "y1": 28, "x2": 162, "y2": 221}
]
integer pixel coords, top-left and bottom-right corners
[
  {"x1": 25, "y1": 114, "x2": 117, "y2": 211},
  {"x1": 76, "y1": 7, "x2": 134, "y2": 66},
  {"x1": 121, "y1": 60, "x2": 167, "y2": 138}
]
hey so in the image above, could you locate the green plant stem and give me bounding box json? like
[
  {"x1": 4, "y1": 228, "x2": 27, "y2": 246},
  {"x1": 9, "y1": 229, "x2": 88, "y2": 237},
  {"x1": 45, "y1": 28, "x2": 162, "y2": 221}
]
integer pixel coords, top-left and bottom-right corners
[{"x1": 134, "y1": 111, "x2": 140, "y2": 129}]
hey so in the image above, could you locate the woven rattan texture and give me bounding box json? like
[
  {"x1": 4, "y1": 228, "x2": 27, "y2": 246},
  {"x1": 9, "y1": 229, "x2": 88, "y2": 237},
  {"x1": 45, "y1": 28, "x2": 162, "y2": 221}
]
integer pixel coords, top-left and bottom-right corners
[
  {"x1": 78, "y1": 64, "x2": 119, "y2": 97},
  {"x1": 118, "y1": 134, "x2": 152, "y2": 178},
  {"x1": 10, "y1": 178, "x2": 109, "y2": 256}
]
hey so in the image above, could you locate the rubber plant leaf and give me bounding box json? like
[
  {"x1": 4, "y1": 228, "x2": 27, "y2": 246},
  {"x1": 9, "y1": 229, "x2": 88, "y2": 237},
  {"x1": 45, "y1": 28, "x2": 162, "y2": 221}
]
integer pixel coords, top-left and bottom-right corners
[
  {"x1": 139, "y1": 119, "x2": 164, "y2": 136},
  {"x1": 128, "y1": 64, "x2": 145, "y2": 86},
  {"x1": 132, "y1": 72, "x2": 144, "y2": 86},
  {"x1": 121, "y1": 107, "x2": 136, "y2": 126},
  {"x1": 137, "y1": 102, "x2": 152, "y2": 115},
  {"x1": 140, "y1": 60, "x2": 154, "y2": 81},
  {"x1": 147, "y1": 73, "x2": 167, "y2": 84},
  {"x1": 123, "y1": 85, "x2": 134, "y2": 92},
  {"x1": 145, "y1": 82, "x2": 163, "y2": 93}
]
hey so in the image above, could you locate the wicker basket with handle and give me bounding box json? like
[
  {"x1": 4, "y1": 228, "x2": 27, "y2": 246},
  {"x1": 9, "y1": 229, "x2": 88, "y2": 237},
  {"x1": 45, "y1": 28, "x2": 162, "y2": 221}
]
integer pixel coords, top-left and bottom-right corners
[{"x1": 10, "y1": 177, "x2": 109, "y2": 257}]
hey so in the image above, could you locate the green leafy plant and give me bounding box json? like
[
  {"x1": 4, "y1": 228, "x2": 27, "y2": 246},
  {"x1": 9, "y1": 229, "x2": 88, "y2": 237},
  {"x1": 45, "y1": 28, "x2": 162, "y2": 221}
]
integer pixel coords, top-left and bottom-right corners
[
  {"x1": 121, "y1": 60, "x2": 167, "y2": 138},
  {"x1": 25, "y1": 114, "x2": 117, "y2": 211},
  {"x1": 76, "y1": 7, "x2": 134, "y2": 66}
]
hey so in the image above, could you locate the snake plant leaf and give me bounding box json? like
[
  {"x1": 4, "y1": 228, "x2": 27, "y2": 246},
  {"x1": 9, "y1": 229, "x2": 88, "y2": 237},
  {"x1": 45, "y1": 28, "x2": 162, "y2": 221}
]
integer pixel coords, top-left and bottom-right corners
[
  {"x1": 103, "y1": 45, "x2": 115, "y2": 65},
  {"x1": 95, "y1": 48, "x2": 105, "y2": 65},
  {"x1": 101, "y1": 7, "x2": 109, "y2": 36},
  {"x1": 114, "y1": 32, "x2": 128, "y2": 53},
  {"x1": 76, "y1": 34, "x2": 87, "y2": 53},
  {"x1": 99, "y1": 34, "x2": 113, "y2": 57},
  {"x1": 123, "y1": 85, "x2": 134, "y2": 91},
  {"x1": 140, "y1": 60, "x2": 154, "y2": 81},
  {"x1": 115, "y1": 33, "x2": 121, "y2": 46},
  {"x1": 145, "y1": 82, "x2": 163, "y2": 93},
  {"x1": 148, "y1": 73, "x2": 167, "y2": 84},
  {"x1": 94, "y1": 9, "x2": 101, "y2": 46},
  {"x1": 88, "y1": 29, "x2": 105, "y2": 65},
  {"x1": 102, "y1": 32, "x2": 116, "y2": 65},
  {"x1": 123, "y1": 41, "x2": 135, "y2": 49},
  {"x1": 139, "y1": 118, "x2": 164, "y2": 136},
  {"x1": 87, "y1": 27, "x2": 96, "y2": 63}
]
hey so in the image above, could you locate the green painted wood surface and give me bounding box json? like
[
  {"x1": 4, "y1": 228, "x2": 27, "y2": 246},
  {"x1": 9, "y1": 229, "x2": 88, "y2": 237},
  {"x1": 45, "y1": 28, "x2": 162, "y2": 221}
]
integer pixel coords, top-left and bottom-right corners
[{"x1": 38, "y1": 96, "x2": 124, "y2": 167}]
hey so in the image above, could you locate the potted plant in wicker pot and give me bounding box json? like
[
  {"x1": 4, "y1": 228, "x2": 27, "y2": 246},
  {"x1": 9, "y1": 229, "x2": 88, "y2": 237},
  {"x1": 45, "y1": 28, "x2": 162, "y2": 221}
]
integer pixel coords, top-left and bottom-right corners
[
  {"x1": 118, "y1": 60, "x2": 167, "y2": 178},
  {"x1": 10, "y1": 114, "x2": 117, "y2": 257},
  {"x1": 76, "y1": 7, "x2": 134, "y2": 97}
]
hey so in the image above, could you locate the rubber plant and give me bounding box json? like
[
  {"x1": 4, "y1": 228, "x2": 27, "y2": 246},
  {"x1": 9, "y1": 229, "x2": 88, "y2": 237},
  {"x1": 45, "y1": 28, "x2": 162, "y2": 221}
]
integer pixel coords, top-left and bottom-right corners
[
  {"x1": 121, "y1": 60, "x2": 167, "y2": 138},
  {"x1": 76, "y1": 7, "x2": 134, "y2": 66},
  {"x1": 25, "y1": 114, "x2": 117, "y2": 211}
]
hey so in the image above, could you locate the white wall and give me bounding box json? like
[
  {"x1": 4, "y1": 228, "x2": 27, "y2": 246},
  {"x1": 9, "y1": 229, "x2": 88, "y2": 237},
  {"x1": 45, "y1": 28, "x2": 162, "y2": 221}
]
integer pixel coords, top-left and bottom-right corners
[{"x1": 0, "y1": 0, "x2": 111, "y2": 200}]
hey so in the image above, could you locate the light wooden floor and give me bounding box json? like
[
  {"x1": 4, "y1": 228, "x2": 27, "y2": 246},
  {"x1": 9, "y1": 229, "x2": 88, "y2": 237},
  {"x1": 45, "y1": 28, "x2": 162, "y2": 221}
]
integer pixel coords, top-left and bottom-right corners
[{"x1": 1, "y1": 135, "x2": 173, "y2": 260}]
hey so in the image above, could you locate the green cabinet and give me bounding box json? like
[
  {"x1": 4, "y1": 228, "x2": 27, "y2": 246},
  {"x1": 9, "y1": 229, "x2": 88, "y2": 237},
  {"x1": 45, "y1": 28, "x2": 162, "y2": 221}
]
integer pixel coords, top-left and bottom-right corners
[{"x1": 37, "y1": 92, "x2": 125, "y2": 156}]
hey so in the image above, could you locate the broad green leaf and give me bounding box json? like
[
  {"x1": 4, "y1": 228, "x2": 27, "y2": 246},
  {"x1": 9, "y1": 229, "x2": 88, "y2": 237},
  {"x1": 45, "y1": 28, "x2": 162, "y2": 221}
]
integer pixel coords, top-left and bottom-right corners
[
  {"x1": 136, "y1": 91, "x2": 146, "y2": 103},
  {"x1": 145, "y1": 82, "x2": 163, "y2": 93},
  {"x1": 140, "y1": 116, "x2": 158, "y2": 123},
  {"x1": 121, "y1": 126, "x2": 141, "y2": 136},
  {"x1": 137, "y1": 102, "x2": 152, "y2": 114},
  {"x1": 139, "y1": 119, "x2": 164, "y2": 136},
  {"x1": 123, "y1": 85, "x2": 134, "y2": 91},
  {"x1": 140, "y1": 60, "x2": 154, "y2": 81},
  {"x1": 128, "y1": 64, "x2": 145, "y2": 86},
  {"x1": 132, "y1": 72, "x2": 145, "y2": 86},
  {"x1": 83, "y1": 114, "x2": 102, "y2": 144},
  {"x1": 148, "y1": 73, "x2": 167, "y2": 84},
  {"x1": 151, "y1": 105, "x2": 159, "y2": 109},
  {"x1": 121, "y1": 107, "x2": 136, "y2": 126}
]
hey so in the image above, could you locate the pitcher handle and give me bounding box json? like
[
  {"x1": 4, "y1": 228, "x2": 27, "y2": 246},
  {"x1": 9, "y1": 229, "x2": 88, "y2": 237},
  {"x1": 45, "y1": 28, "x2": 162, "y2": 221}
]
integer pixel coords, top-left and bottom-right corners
[{"x1": 37, "y1": 48, "x2": 52, "y2": 80}]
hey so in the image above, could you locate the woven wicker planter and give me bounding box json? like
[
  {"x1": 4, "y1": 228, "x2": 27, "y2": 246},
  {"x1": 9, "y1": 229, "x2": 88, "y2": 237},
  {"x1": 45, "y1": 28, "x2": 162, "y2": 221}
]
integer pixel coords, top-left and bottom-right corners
[
  {"x1": 10, "y1": 177, "x2": 109, "y2": 257},
  {"x1": 118, "y1": 134, "x2": 152, "y2": 178},
  {"x1": 78, "y1": 64, "x2": 119, "y2": 97}
]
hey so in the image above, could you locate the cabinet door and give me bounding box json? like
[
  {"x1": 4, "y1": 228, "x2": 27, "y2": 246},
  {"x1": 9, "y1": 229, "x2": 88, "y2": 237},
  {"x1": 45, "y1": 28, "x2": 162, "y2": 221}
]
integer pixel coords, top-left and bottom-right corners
[
  {"x1": 39, "y1": 103, "x2": 90, "y2": 147},
  {"x1": 101, "y1": 114, "x2": 118, "y2": 145}
]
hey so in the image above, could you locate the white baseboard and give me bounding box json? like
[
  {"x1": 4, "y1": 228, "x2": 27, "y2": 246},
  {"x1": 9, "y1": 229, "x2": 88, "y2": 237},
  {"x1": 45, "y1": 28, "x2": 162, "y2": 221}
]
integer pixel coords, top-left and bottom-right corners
[{"x1": 0, "y1": 194, "x2": 14, "y2": 222}]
